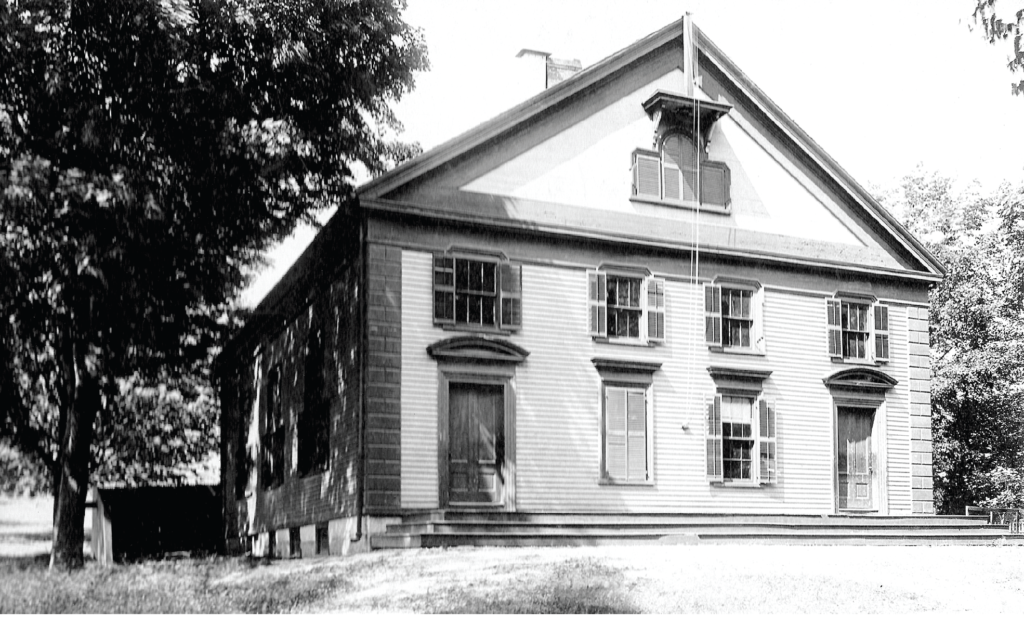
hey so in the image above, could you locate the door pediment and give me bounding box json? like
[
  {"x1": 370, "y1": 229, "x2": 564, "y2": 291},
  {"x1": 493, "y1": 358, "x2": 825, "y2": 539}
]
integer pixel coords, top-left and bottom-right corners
[
  {"x1": 427, "y1": 336, "x2": 529, "y2": 364},
  {"x1": 824, "y1": 368, "x2": 898, "y2": 393}
]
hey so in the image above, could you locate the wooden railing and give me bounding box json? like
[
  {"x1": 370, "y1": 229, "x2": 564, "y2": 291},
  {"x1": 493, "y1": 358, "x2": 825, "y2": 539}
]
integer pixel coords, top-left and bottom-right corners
[{"x1": 966, "y1": 506, "x2": 1024, "y2": 534}]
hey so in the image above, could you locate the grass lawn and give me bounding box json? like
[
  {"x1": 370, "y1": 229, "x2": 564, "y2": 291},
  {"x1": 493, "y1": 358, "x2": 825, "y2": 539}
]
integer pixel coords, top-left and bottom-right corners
[
  {"x1": 3, "y1": 496, "x2": 1023, "y2": 613},
  {"x1": 2, "y1": 544, "x2": 1024, "y2": 613}
]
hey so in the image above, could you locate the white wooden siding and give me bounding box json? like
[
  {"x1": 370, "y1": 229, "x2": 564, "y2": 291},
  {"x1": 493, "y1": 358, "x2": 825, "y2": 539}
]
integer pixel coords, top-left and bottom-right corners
[
  {"x1": 885, "y1": 305, "x2": 912, "y2": 513},
  {"x1": 400, "y1": 251, "x2": 441, "y2": 508},
  {"x1": 399, "y1": 251, "x2": 917, "y2": 514}
]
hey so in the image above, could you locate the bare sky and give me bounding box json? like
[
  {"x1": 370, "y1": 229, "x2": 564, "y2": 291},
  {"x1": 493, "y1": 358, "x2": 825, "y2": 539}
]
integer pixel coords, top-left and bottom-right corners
[{"x1": 241, "y1": 0, "x2": 1024, "y2": 307}]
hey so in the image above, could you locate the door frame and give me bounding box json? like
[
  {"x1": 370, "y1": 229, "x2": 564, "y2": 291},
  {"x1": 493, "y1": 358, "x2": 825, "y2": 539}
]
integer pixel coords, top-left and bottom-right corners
[
  {"x1": 437, "y1": 366, "x2": 517, "y2": 511},
  {"x1": 832, "y1": 394, "x2": 888, "y2": 515}
]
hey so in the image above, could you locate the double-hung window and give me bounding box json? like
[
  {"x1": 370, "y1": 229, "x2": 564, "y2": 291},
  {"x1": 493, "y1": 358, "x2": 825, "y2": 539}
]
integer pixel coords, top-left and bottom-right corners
[
  {"x1": 433, "y1": 253, "x2": 522, "y2": 331},
  {"x1": 260, "y1": 365, "x2": 285, "y2": 489},
  {"x1": 588, "y1": 269, "x2": 666, "y2": 344},
  {"x1": 705, "y1": 281, "x2": 763, "y2": 352},
  {"x1": 706, "y1": 395, "x2": 777, "y2": 485},
  {"x1": 826, "y1": 296, "x2": 889, "y2": 363}
]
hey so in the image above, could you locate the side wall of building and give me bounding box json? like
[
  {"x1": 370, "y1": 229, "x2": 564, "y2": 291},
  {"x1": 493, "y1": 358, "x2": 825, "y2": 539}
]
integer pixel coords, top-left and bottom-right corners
[{"x1": 220, "y1": 215, "x2": 364, "y2": 552}]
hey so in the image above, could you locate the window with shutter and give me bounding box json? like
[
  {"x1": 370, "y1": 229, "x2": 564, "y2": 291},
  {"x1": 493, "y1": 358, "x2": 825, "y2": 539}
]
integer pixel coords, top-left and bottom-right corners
[
  {"x1": 590, "y1": 270, "x2": 666, "y2": 345},
  {"x1": 433, "y1": 252, "x2": 522, "y2": 332},
  {"x1": 707, "y1": 281, "x2": 765, "y2": 353},
  {"x1": 708, "y1": 394, "x2": 778, "y2": 485},
  {"x1": 828, "y1": 296, "x2": 890, "y2": 364},
  {"x1": 630, "y1": 131, "x2": 730, "y2": 209},
  {"x1": 603, "y1": 385, "x2": 651, "y2": 484}
]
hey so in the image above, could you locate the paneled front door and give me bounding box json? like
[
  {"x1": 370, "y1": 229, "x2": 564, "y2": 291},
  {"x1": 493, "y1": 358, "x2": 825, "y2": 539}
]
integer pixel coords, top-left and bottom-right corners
[
  {"x1": 837, "y1": 407, "x2": 875, "y2": 511},
  {"x1": 448, "y1": 382, "x2": 504, "y2": 505}
]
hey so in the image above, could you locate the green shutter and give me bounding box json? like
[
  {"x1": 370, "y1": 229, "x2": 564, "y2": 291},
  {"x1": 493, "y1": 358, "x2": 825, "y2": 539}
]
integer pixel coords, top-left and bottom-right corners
[
  {"x1": 706, "y1": 395, "x2": 723, "y2": 481},
  {"x1": 826, "y1": 298, "x2": 843, "y2": 358},
  {"x1": 758, "y1": 399, "x2": 777, "y2": 484},
  {"x1": 605, "y1": 387, "x2": 627, "y2": 480},
  {"x1": 588, "y1": 270, "x2": 607, "y2": 338},
  {"x1": 874, "y1": 304, "x2": 890, "y2": 362},
  {"x1": 433, "y1": 254, "x2": 455, "y2": 324},
  {"x1": 705, "y1": 285, "x2": 722, "y2": 347},
  {"x1": 499, "y1": 262, "x2": 522, "y2": 330},
  {"x1": 647, "y1": 278, "x2": 666, "y2": 343},
  {"x1": 626, "y1": 389, "x2": 648, "y2": 481}
]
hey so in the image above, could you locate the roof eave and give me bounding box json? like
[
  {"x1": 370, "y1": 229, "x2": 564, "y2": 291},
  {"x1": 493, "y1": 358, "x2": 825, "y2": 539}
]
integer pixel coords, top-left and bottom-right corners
[{"x1": 357, "y1": 18, "x2": 685, "y2": 200}]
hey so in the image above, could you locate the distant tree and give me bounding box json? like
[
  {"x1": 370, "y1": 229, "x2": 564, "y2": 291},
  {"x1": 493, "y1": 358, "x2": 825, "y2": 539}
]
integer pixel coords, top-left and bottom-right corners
[
  {"x1": 973, "y1": 0, "x2": 1024, "y2": 94},
  {"x1": 880, "y1": 169, "x2": 1024, "y2": 513},
  {"x1": 0, "y1": 0, "x2": 427, "y2": 569}
]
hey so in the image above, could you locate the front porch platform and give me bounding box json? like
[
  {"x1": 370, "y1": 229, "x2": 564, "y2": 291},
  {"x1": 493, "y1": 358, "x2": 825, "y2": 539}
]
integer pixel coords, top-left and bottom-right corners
[{"x1": 371, "y1": 511, "x2": 1024, "y2": 549}]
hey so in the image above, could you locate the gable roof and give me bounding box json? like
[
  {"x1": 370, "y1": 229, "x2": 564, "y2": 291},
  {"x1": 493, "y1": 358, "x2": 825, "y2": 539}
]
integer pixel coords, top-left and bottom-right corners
[{"x1": 359, "y1": 18, "x2": 944, "y2": 280}]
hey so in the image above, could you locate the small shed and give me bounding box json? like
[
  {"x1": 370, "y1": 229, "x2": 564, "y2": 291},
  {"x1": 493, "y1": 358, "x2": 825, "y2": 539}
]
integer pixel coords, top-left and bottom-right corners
[{"x1": 90, "y1": 485, "x2": 222, "y2": 564}]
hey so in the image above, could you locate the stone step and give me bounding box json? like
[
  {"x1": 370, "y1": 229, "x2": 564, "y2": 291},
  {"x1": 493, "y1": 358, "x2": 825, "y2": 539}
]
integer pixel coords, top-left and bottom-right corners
[
  {"x1": 394, "y1": 512, "x2": 990, "y2": 529},
  {"x1": 372, "y1": 530, "x2": 1024, "y2": 550},
  {"x1": 386, "y1": 521, "x2": 1008, "y2": 536}
]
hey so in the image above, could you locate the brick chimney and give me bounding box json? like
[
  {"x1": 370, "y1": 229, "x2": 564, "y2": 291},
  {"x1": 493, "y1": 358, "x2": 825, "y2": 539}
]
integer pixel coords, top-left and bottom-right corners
[
  {"x1": 545, "y1": 56, "x2": 582, "y2": 88},
  {"x1": 516, "y1": 49, "x2": 582, "y2": 89}
]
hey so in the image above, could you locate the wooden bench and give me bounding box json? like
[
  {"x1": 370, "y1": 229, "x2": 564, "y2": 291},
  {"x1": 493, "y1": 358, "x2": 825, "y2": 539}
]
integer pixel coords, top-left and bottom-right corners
[{"x1": 966, "y1": 506, "x2": 1024, "y2": 533}]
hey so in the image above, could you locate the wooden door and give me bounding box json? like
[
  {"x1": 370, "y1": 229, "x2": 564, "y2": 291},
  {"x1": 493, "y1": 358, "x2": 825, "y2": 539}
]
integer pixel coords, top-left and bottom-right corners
[
  {"x1": 448, "y1": 382, "x2": 504, "y2": 505},
  {"x1": 837, "y1": 407, "x2": 874, "y2": 510}
]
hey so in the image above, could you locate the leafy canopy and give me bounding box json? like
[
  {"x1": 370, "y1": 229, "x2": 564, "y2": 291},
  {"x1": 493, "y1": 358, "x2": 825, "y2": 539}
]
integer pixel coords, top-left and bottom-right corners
[
  {"x1": 879, "y1": 169, "x2": 1024, "y2": 512},
  {"x1": 0, "y1": 0, "x2": 427, "y2": 484}
]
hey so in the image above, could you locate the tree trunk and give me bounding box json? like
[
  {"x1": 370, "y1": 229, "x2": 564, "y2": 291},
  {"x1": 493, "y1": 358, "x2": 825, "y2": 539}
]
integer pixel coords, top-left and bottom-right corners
[{"x1": 49, "y1": 323, "x2": 101, "y2": 571}]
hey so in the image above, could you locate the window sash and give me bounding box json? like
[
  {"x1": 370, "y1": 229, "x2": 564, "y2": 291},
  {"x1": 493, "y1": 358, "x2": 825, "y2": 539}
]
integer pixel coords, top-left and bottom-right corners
[
  {"x1": 434, "y1": 253, "x2": 521, "y2": 330},
  {"x1": 708, "y1": 395, "x2": 777, "y2": 484}
]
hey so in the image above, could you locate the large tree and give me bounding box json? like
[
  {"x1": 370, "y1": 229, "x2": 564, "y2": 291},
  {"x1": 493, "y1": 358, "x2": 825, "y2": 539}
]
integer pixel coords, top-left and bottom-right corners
[
  {"x1": 0, "y1": 0, "x2": 426, "y2": 569},
  {"x1": 879, "y1": 170, "x2": 1024, "y2": 513}
]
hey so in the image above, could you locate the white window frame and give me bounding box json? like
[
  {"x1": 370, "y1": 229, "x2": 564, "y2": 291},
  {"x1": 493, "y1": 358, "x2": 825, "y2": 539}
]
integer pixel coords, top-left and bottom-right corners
[
  {"x1": 705, "y1": 279, "x2": 764, "y2": 354},
  {"x1": 706, "y1": 393, "x2": 777, "y2": 486},
  {"x1": 826, "y1": 296, "x2": 889, "y2": 364},
  {"x1": 433, "y1": 251, "x2": 522, "y2": 332},
  {"x1": 588, "y1": 269, "x2": 666, "y2": 345}
]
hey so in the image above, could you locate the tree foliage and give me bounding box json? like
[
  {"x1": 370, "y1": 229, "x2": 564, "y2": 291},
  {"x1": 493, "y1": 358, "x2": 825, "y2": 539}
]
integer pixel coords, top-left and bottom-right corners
[
  {"x1": 0, "y1": 0, "x2": 427, "y2": 568},
  {"x1": 879, "y1": 169, "x2": 1024, "y2": 513},
  {"x1": 973, "y1": 0, "x2": 1024, "y2": 94}
]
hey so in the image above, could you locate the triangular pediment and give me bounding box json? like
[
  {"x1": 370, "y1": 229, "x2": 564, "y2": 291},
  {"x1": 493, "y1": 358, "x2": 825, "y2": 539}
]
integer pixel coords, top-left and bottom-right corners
[{"x1": 359, "y1": 20, "x2": 942, "y2": 280}]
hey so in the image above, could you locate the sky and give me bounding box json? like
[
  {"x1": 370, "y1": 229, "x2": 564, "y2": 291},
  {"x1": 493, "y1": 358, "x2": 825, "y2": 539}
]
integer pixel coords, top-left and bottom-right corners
[{"x1": 240, "y1": 0, "x2": 1024, "y2": 307}]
